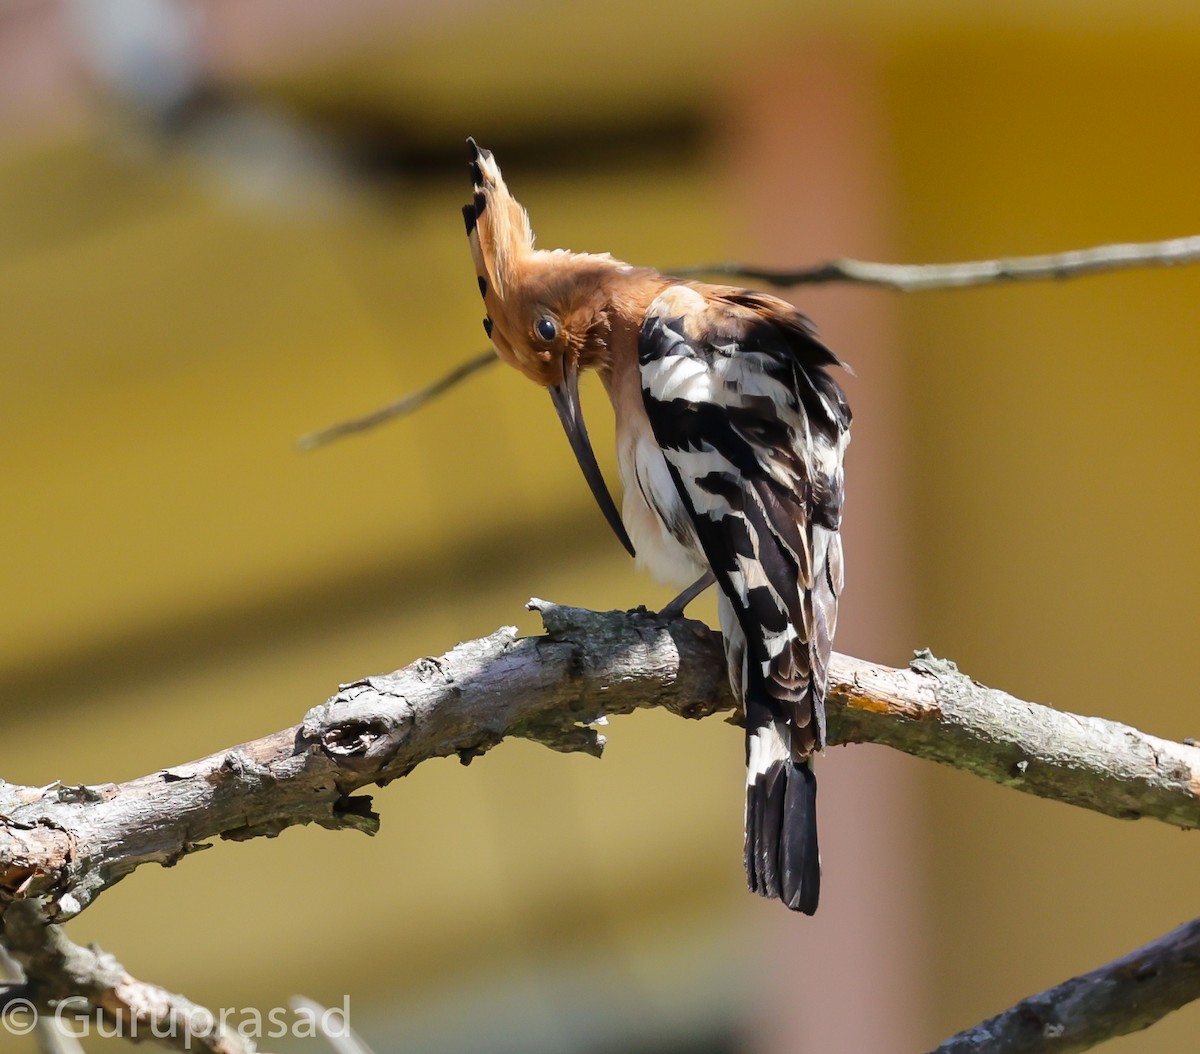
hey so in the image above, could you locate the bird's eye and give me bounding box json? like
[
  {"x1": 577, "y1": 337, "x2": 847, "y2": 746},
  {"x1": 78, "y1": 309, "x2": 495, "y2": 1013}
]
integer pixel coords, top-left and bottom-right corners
[{"x1": 535, "y1": 317, "x2": 558, "y2": 342}]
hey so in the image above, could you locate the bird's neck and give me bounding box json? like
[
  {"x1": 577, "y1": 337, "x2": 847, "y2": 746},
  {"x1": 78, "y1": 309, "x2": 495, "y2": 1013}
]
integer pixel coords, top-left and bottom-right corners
[{"x1": 593, "y1": 269, "x2": 673, "y2": 406}]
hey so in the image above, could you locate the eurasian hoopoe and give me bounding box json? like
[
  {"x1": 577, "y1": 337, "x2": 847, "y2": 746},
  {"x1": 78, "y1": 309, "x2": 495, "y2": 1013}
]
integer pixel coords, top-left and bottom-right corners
[{"x1": 463, "y1": 140, "x2": 851, "y2": 914}]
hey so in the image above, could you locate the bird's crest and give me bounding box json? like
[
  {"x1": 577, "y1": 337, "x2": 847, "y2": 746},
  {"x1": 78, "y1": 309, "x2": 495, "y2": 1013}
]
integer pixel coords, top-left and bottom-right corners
[
  {"x1": 460, "y1": 138, "x2": 637, "y2": 557},
  {"x1": 462, "y1": 138, "x2": 536, "y2": 352}
]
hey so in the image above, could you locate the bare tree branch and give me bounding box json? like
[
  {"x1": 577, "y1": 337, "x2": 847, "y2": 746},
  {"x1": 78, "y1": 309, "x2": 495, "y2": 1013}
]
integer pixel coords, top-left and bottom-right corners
[
  {"x1": 300, "y1": 235, "x2": 1200, "y2": 448},
  {"x1": 1, "y1": 601, "x2": 1196, "y2": 929},
  {"x1": 836, "y1": 647, "x2": 1200, "y2": 828},
  {"x1": 296, "y1": 349, "x2": 496, "y2": 451},
  {"x1": 677, "y1": 233, "x2": 1200, "y2": 292},
  {"x1": 932, "y1": 917, "x2": 1200, "y2": 1054},
  {"x1": 2, "y1": 900, "x2": 254, "y2": 1054},
  {"x1": 2, "y1": 602, "x2": 1198, "y2": 1050}
]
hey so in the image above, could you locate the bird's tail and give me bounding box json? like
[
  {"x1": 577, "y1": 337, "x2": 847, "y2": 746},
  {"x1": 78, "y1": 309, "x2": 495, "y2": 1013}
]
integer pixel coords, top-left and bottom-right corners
[{"x1": 744, "y1": 710, "x2": 820, "y2": 914}]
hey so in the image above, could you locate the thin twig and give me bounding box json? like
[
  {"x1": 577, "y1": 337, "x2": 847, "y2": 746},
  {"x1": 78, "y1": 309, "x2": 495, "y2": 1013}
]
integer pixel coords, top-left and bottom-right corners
[
  {"x1": 932, "y1": 917, "x2": 1200, "y2": 1053},
  {"x1": 301, "y1": 235, "x2": 1200, "y2": 448},
  {"x1": 1, "y1": 602, "x2": 1196, "y2": 925},
  {"x1": 290, "y1": 997, "x2": 375, "y2": 1054},
  {"x1": 296, "y1": 349, "x2": 496, "y2": 451},
  {"x1": 2, "y1": 900, "x2": 253, "y2": 1054},
  {"x1": 35, "y1": 1015, "x2": 87, "y2": 1054},
  {"x1": 676, "y1": 234, "x2": 1200, "y2": 291}
]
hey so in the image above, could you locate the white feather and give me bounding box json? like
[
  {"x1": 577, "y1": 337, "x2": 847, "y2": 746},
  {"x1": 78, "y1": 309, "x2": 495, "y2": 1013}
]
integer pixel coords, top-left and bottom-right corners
[
  {"x1": 644, "y1": 354, "x2": 714, "y2": 403},
  {"x1": 616, "y1": 424, "x2": 705, "y2": 586},
  {"x1": 746, "y1": 723, "x2": 789, "y2": 784}
]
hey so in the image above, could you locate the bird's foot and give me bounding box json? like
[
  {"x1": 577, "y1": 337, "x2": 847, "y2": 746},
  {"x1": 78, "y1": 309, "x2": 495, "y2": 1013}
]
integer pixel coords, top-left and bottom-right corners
[{"x1": 658, "y1": 571, "x2": 716, "y2": 618}]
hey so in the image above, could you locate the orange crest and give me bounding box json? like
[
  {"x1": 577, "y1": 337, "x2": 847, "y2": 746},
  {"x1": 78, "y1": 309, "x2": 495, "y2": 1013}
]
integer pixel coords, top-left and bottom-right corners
[
  {"x1": 462, "y1": 138, "x2": 538, "y2": 373},
  {"x1": 460, "y1": 138, "x2": 637, "y2": 556}
]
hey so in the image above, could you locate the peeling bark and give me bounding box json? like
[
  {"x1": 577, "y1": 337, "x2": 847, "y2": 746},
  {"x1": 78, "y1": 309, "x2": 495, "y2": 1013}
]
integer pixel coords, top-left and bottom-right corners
[{"x1": 0, "y1": 601, "x2": 1196, "y2": 925}]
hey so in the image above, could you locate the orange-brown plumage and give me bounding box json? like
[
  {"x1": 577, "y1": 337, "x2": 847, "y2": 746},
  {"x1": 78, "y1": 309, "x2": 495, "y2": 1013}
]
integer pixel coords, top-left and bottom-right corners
[
  {"x1": 464, "y1": 139, "x2": 659, "y2": 388},
  {"x1": 463, "y1": 139, "x2": 851, "y2": 914}
]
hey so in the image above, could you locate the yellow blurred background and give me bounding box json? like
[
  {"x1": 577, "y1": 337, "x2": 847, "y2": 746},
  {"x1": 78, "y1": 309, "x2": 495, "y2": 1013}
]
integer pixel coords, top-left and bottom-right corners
[{"x1": 1, "y1": 2, "x2": 1198, "y2": 1051}]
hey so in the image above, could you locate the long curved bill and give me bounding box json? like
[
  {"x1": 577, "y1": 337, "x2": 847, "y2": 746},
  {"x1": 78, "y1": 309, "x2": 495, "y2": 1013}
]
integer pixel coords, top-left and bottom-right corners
[{"x1": 548, "y1": 360, "x2": 636, "y2": 558}]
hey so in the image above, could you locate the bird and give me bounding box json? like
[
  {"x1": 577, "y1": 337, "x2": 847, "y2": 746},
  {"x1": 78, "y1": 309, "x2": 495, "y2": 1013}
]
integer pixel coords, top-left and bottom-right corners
[{"x1": 462, "y1": 139, "x2": 851, "y2": 914}]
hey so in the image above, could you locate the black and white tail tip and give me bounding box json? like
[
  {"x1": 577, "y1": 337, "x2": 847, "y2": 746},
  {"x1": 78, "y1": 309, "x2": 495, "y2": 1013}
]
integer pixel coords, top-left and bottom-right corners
[{"x1": 745, "y1": 719, "x2": 820, "y2": 915}]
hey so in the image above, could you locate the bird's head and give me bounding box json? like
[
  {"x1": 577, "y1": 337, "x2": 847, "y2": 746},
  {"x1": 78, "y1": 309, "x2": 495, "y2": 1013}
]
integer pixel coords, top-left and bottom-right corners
[{"x1": 462, "y1": 138, "x2": 636, "y2": 555}]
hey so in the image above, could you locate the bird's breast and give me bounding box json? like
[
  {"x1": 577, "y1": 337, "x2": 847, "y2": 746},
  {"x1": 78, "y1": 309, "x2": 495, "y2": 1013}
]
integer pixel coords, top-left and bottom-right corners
[{"x1": 614, "y1": 402, "x2": 707, "y2": 587}]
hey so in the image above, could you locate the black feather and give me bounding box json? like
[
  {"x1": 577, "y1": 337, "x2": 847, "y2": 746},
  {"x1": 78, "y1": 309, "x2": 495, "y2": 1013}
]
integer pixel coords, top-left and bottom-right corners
[{"x1": 782, "y1": 760, "x2": 820, "y2": 914}]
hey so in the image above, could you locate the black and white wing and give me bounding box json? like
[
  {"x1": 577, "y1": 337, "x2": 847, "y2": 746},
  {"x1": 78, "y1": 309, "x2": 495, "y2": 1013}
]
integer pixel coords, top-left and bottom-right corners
[{"x1": 638, "y1": 283, "x2": 851, "y2": 913}]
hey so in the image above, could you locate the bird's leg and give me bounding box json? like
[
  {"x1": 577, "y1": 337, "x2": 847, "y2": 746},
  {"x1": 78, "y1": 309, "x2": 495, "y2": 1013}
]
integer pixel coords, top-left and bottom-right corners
[{"x1": 659, "y1": 571, "x2": 716, "y2": 618}]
